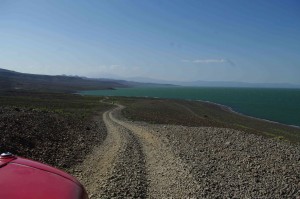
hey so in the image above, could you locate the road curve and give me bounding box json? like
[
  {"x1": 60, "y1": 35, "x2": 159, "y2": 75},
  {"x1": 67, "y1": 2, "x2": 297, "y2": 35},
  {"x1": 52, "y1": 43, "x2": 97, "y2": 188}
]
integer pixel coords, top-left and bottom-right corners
[
  {"x1": 74, "y1": 105, "x2": 300, "y2": 198},
  {"x1": 75, "y1": 105, "x2": 199, "y2": 198},
  {"x1": 110, "y1": 105, "x2": 200, "y2": 198}
]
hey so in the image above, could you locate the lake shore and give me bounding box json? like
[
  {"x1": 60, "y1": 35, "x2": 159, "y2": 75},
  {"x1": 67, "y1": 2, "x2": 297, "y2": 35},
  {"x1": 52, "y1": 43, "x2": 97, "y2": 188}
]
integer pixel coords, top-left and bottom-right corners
[
  {"x1": 112, "y1": 96, "x2": 300, "y2": 144},
  {"x1": 79, "y1": 87, "x2": 300, "y2": 128},
  {"x1": 198, "y1": 99, "x2": 300, "y2": 129}
]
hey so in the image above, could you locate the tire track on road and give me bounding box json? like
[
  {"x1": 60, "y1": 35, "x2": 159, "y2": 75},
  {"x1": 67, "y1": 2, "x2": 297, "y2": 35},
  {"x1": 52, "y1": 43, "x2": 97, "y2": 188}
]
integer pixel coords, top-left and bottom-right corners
[
  {"x1": 100, "y1": 110, "x2": 147, "y2": 198},
  {"x1": 72, "y1": 111, "x2": 124, "y2": 198},
  {"x1": 76, "y1": 105, "x2": 199, "y2": 198},
  {"x1": 76, "y1": 109, "x2": 148, "y2": 198},
  {"x1": 110, "y1": 105, "x2": 200, "y2": 198},
  {"x1": 75, "y1": 104, "x2": 300, "y2": 198}
]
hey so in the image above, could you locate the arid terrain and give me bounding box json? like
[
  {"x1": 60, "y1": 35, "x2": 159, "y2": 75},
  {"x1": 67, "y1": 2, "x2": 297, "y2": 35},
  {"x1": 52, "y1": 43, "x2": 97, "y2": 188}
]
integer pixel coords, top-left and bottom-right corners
[
  {"x1": 72, "y1": 104, "x2": 300, "y2": 198},
  {"x1": 0, "y1": 92, "x2": 112, "y2": 169},
  {"x1": 2, "y1": 0, "x2": 300, "y2": 198},
  {"x1": 1, "y1": 93, "x2": 300, "y2": 198}
]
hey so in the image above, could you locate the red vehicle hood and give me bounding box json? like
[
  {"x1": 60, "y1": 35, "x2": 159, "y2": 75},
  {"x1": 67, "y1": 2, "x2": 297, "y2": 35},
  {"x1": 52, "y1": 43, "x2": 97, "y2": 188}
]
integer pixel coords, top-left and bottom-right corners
[{"x1": 0, "y1": 155, "x2": 87, "y2": 199}]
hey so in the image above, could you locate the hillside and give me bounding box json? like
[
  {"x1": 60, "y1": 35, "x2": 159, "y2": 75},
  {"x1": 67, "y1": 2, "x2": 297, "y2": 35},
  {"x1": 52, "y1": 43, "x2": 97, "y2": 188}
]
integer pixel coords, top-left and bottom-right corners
[
  {"x1": 0, "y1": 68, "x2": 132, "y2": 93},
  {"x1": 0, "y1": 68, "x2": 176, "y2": 93}
]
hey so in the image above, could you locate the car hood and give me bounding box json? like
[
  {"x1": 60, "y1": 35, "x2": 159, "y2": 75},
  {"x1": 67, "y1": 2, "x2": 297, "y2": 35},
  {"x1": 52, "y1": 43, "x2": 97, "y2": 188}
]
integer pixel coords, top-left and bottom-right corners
[{"x1": 0, "y1": 155, "x2": 87, "y2": 199}]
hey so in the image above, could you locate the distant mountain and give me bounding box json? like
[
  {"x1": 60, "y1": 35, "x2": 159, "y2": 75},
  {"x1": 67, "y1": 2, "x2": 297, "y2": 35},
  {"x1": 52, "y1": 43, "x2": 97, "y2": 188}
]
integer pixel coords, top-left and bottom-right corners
[
  {"x1": 126, "y1": 76, "x2": 300, "y2": 88},
  {"x1": 0, "y1": 68, "x2": 130, "y2": 93},
  {"x1": 89, "y1": 77, "x2": 175, "y2": 88},
  {"x1": 178, "y1": 80, "x2": 300, "y2": 88},
  {"x1": 0, "y1": 68, "x2": 174, "y2": 93},
  {"x1": 1, "y1": 68, "x2": 298, "y2": 93}
]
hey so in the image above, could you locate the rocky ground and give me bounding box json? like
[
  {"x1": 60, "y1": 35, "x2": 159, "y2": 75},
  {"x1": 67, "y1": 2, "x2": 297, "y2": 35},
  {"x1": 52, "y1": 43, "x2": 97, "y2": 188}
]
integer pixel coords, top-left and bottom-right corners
[
  {"x1": 0, "y1": 106, "x2": 107, "y2": 170},
  {"x1": 1, "y1": 104, "x2": 300, "y2": 198},
  {"x1": 143, "y1": 125, "x2": 300, "y2": 198},
  {"x1": 74, "y1": 105, "x2": 300, "y2": 198}
]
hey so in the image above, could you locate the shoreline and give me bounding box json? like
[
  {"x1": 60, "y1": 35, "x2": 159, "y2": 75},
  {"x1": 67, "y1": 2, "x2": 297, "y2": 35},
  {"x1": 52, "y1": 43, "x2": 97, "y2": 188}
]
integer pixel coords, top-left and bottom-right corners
[
  {"x1": 137, "y1": 95, "x2": 300, "y2": 129},
  {"x1": 78, "y1": 91, "x2": 300, "y2": 130},
  {"x1": 197, "y1": 99, "x2": 300, "y2": 129}
]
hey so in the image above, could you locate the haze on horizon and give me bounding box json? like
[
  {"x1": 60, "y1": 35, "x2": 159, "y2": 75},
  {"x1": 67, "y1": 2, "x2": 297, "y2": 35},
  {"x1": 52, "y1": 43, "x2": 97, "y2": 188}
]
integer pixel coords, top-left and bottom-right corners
[{"x1": 0, "y1": 0, "x2": 299, "y2": 84}]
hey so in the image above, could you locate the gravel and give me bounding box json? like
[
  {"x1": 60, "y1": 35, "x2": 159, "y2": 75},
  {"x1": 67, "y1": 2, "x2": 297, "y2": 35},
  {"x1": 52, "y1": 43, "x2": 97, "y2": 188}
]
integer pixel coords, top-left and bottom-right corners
[
  {"x1": 0, "y1": 106, "x2": 107, "y2": 170},
  {"x1": 2, "y1": 105, "x2": 300, "y2": 198},
  {"x1": 75, "y1": 105, "x2": 300, "y2": 198},
  {"x1": 145, "y1": 125, "x2": 300, "y2": 198}
]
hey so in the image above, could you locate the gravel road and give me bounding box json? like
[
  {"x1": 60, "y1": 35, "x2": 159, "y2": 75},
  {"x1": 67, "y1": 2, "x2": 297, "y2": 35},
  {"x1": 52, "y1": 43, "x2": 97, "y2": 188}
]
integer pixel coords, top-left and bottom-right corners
[{"x1": 75, "y1": 105, "x2": 300, "y2": 198}]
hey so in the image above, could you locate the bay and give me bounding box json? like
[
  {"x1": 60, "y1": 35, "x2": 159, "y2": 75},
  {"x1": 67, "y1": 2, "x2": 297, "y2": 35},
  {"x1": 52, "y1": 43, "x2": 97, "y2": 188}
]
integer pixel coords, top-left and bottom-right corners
[{"x1": 79, "y1": 87, "x2": 300, "y2": 127}]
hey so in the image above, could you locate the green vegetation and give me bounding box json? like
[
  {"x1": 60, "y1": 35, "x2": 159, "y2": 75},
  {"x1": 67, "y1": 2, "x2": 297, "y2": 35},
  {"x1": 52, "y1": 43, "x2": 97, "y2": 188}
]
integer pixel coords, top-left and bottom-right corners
[{"x1": 111, "y1": 97, "x2": 300, "y2": 144}]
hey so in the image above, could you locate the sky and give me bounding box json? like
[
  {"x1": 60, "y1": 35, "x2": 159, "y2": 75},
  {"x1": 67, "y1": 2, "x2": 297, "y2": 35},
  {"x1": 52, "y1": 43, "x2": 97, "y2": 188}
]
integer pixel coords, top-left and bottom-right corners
[{"x1": 0, "y1": 0, "x2": 300, "y2": 84}]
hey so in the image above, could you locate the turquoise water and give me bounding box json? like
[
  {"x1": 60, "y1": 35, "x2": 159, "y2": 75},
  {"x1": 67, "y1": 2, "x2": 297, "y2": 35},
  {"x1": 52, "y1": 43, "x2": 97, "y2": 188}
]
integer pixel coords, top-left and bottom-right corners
[{"x1": 80, "y1": 87, "x2": 300, "y2": 127}]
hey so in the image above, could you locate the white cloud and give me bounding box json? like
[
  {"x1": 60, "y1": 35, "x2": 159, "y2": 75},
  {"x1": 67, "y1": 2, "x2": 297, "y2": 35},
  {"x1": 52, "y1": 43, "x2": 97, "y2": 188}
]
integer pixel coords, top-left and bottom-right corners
[
  {"x1": 182, "y1": 58, "x2": 236, "y2": 66},
  {"x1": 193, "y1": 59, "x2": 226, "y2": 63}
]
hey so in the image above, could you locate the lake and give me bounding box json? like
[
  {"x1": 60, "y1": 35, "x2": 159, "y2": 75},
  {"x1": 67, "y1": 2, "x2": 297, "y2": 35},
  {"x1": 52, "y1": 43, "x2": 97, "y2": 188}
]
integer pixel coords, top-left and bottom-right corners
[{"x1": 79, "y1": 87, "x2": 300, "y2": 127}]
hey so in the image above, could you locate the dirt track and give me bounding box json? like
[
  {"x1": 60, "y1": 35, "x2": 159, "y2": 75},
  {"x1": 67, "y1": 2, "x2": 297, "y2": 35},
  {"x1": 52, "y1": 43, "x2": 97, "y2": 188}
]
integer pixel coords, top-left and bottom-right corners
[
  {"x1": 75, "y1": 105, "x2": 199, "y2": 198},
  {"x1": 74, "y1": 105, "x2": 300, "y2": 198}
]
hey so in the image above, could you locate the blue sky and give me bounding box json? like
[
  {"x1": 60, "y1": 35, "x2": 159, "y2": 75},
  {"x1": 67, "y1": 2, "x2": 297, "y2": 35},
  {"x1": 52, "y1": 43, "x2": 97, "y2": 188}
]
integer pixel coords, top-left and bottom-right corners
[{"x1": 0, "y1": 0, "x2": 300, "y2": 83}]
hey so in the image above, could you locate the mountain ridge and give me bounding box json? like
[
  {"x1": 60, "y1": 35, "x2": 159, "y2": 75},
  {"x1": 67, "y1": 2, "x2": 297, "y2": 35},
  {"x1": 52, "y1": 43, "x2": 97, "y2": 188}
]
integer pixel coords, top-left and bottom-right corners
[
  {"x1": 1, "y1": 68, "x2": 299, "y2": 93},
  {"x1": 0, "y1": 68, "x2": 171, "y2": 93},
  {"x1": 125, "y1": 76, "x2": 300, "y2": 88}
]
